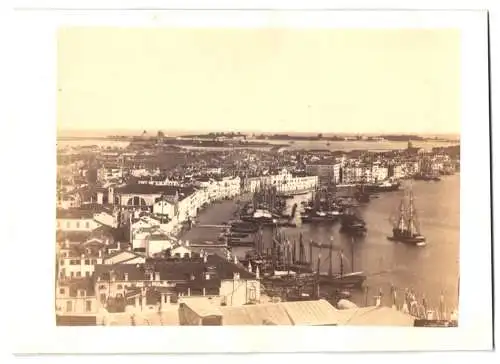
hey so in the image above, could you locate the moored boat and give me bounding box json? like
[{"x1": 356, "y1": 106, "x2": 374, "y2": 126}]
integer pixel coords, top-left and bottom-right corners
[{"x1": 387, "y1": 185, "x2": 427, "y2": 247}]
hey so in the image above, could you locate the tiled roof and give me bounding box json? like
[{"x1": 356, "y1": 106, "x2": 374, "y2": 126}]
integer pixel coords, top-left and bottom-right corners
[
  {"x1": 215, "y1": 299, "x2": 340, "y2": 326},
  {"x1": 57, "y1": 231, "x2": 91, "y2": 243},
  {"x1": 58, "y1": 277, "x2": 96, "y2": 296},
  {"x1": 93, "y1": 254, "x2": 255, "y2": 283},
  {"x1": 56, "y1": 209, "x2": 95, "y2": 219},
  {"x1": 220, "y1": 303, "x2": 292, "y2": 325},
  {"x1": 335, "y1": 306, "x2": 415, "y2": 326},
  {"x1": 114, "y1": 184, "x2": 196, "y2": 198}
]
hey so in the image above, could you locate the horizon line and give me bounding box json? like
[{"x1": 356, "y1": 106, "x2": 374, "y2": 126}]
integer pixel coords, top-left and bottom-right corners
[{"x1": 57, "y1": 127, "x2": 461, "y2": 137}]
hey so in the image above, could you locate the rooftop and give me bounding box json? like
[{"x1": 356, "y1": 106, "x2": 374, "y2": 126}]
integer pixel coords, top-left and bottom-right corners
[{"x1": 94, "y1": 254, "x2": 255, "y2": 283}]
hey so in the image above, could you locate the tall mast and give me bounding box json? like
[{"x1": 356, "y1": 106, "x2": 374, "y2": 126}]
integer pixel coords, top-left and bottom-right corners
[
  {"x1": 397, "y1": 196, "x2": 406, "y2": 231},
  {"x1": 339, "y1": 250, "x2": 344, "y2": 277},
  {"x1": 351, "y1": 236, "x2": 355, "y2": 272},
  {"x1": 309, "y1": 240, "x2": 314, "y2": 268},
  {"x1": 328, "y1": 241, "x2": 333, "y2": 277}
]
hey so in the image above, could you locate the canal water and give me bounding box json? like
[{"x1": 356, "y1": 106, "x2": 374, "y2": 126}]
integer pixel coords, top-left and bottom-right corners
[{"x1": 182, "y1": 174, "x2": 460, "y2": 311}]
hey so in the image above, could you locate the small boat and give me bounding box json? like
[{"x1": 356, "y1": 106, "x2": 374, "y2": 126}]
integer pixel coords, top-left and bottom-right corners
[
  {"x1": 230, "y1": 221, "x2": 259, "y2": 234},
  {"x1": 340, "y1": 213, "x2": 367, "y2": 235},
  {"x1": 387, "y1": 186, "x2": 426, "y2": 247}
]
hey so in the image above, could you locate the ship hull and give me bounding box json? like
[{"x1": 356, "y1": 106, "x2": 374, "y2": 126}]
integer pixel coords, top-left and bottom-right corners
[
  {"x1": 387, "y1": 235, "x2": 427, "y2": 246},
  {"x1": 318, "y1": 273, "x2": 366, "y2": 289},
  {"x1": 301, "y1": 214, "x2": 339, "y2": 223}
]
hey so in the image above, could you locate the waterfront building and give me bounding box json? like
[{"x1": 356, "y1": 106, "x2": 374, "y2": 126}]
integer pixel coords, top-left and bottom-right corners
[
  {"x1": 340, "y1": 164, "x2": 373, "y2": 184},
  {"x1": 305, "y1": 160, "x2": 342, "y2": 184},
  {"x1": 388, "y1": 164, "x2": 405, "y2": 179},
  {"x1": 193, "y1": 176, "x2": 241, "y2": 202},
  {"x1": 246, "y1": 168, "x2": 318, "y2": 193}
]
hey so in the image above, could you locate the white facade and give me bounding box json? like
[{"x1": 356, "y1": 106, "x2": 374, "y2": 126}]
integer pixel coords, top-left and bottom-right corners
[
  {"x1": 247, "y1": 169, "x2": 318, "y2": 193},
  {"x1": 195, "y1": 176, "x2": 240, "y2": 202},
  {"x1": 56, "y1": 287, "x2": 98, "y2": 315},
  {"x1": 58, "y1": 252, "x2": 104, "y2": 279},
  {"x1": 370, "y1": 164, "x2": 389, "y2": 183},
  {"x1": 152, "y1": 200, "x2": 176, "y2": 218},
  {"x1": 57, "y1": 218, "x2": 101, "y2": 232}
]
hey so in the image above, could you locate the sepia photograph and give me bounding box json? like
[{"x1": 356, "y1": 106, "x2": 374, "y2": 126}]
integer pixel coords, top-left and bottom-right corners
[
  {"x1": 55, "y1": 25, "x2": 463, "y2": 328},
  {"x1": 7, "y1": 5, "x2": 493, "y2": 355}
]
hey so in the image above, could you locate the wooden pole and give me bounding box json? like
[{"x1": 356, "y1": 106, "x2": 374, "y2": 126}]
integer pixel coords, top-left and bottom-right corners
[{"x1": 309, "y1": 240, "x2": 313, "y2": 268}]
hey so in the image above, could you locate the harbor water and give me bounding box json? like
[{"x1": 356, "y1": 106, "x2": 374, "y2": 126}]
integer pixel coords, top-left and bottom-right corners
[{"x1": 182, "y1": 174, "x2": 460, "y2": 311}]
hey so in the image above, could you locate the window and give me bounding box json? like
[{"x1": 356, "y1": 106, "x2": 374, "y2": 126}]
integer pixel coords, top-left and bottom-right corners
[
  {"x1": 117, "y1": 284, "x2": 123, "y2": 290},
  {"x1": 76, "y1": 272, "x2": 81, "y2": 277},
  {"x1": 59, "y1": 288, "x2": 65, "y2": 295},
  {"x1": 84, "y1": 259, "x2": 90, "y2": 265},
  {"x1": 66, "y1": 222, "x2": 70, "y2": 228},
  {"x1": 91, "y1": 259, "x2": 97, "y2": 264},
  {"x1": 59, "y1": 260, "x2": 64, "y2": 266},
  {"x1": 76, "y1": 222, "x2": 80, "y2": 229},
  {"x1": 86, "y1": 300, "x2": 92, "y2": 312},
  {"x1": 70, "y1": 272, "x2": 74, "y2": 277},
  {"x1": 66, "y1": 301, "x2": 72, "y2": 312},
  {"x1": 76, "y1": 260, "x2": 81, "y2": 265},
  {"x1": 99, "y1": 284, "x2": 106, "y2": 290},
  {"x1": 99, "y1": 294, "x2": 106, "y2": 304},
  {"x1": 85, "y1": 272, "x2": 90, "y2": 277},
  {"x1": 85, "y1": 222, "x2": 90, "y2": 229}
]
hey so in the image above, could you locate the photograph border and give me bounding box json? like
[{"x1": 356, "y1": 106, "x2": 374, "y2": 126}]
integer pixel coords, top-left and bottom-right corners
[{"x1": 5, "y1": 5, "x2": 492, "y2": 354}]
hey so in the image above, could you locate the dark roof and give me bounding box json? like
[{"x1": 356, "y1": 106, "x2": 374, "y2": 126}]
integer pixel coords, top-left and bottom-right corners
[
  {"x1": 114, "y1": 184, "x2": 196, "y2": 198},
  {"x1": 57, "y1": 231, "x2": 91, "y2": 243},
  {"x1": 58, "y1": 277, "x2": 95, "y2": 296},
  {"x1": 56, "y1": 209, "x2": 95, "y2": 219},
  {"x1": 93, "y1": 254, "x2": 255, "y2": 283}
]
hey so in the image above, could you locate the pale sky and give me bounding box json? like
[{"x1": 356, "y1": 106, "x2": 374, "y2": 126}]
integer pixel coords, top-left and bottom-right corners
[{"x1": 57, "y1": 28, "x2": 460, "y2": 135}]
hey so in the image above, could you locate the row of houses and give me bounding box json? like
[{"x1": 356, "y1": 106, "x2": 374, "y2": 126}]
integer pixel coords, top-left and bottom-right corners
[
  {"x1": 305, "y1": 157, "x2": 455, "y2": 185},
  {"x1": 56, "y1": 246, "x2": 261, "y2": 318},
  {"x1": 245, "y1": 168, "x2": 319, "y2": 193}
]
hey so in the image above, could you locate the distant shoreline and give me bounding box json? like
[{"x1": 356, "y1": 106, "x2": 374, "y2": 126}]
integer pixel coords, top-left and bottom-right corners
[{"x1": 57, "y1": 135, "x2": 460, "y2": 144}]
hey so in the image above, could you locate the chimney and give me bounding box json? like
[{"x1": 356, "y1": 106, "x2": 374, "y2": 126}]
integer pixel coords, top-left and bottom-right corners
[
  {"x1": 64, "y1": 239, "x2": 69, "y2": 248},
  {"x1": 233, "y1": 272, "x2": 240, "y2": 280},
  {"x1": 247, "y1": 261, "x2": 252, "y2": 272},
  {"x1": 127, "y1": 245, "x2": 132, "y2": 251},
  {"x1": 185, "y1": 240, "x2": 190, "y2": 247},
  {"x1": 98, "y1": 250, "x2": 102, "y2": 258},
  {"x1": 233, "y1": 255, "x2": 238, "y2": 265},
  {"x1": 203, "y1": 253, "x2": 207, "y2": 263},
  {"x1": 124, "y1": 273, "x2": 129, "y2": 281},
  {"x1": 118, "y1": 242, "x2": 121, "y2": 250},
  {"x1": 97, "y1": 276, "x2": 101, "y2": 282},
  {"x1": 255, "y1": 266, "x2": 260, "y2": 279},
  {"x1": 155, "y1": 272, "x2": 160, "y2": 281},
  {"x1": 205, "y1": 272, "x2": 210, "y2": 280}
]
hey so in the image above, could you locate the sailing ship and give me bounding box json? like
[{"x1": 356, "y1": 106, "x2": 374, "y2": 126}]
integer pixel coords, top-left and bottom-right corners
[
  {"x1": 316, "y1": 238, "x2": 366, "y2": 289},
  {"x1": 301, "y1": 186, "x2": 339, "y2": 223},
  {"x1": 387, "y1": 185, "x2": 426, "y2": 246}
]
